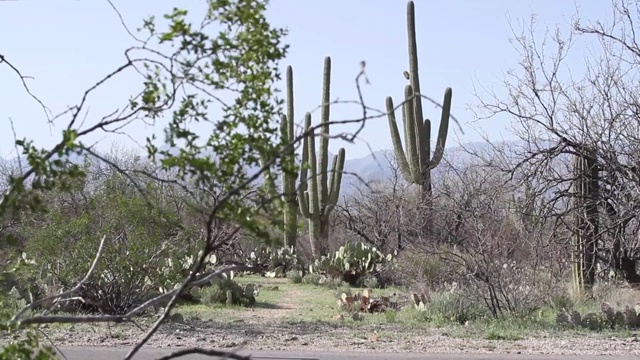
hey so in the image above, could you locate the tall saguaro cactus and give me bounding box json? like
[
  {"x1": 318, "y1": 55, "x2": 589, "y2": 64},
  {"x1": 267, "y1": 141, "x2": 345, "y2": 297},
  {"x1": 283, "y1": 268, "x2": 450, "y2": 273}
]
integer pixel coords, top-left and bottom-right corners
[
  {"x1": 571, "y1": 149, "x2": 599, "y2": 294},
  {"x1": 260, "y1": 66, "x2": 299, "y2": 247},
  {"x1": 281, "y1": 66, "x2": 298, "y2": 248},
  {"x1": 385, "y1": 0, "x2": 453, "y2": 239},
  {"x1": 298, "y1": 56, "x2": 346, "y2": 258}
]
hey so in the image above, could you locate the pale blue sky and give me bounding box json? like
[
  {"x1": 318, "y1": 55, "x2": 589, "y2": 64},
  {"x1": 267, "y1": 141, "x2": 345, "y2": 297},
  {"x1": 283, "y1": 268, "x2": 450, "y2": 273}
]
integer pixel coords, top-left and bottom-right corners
[{"x1": 0, "y1": 0, "x2": 607, "y2": 160}]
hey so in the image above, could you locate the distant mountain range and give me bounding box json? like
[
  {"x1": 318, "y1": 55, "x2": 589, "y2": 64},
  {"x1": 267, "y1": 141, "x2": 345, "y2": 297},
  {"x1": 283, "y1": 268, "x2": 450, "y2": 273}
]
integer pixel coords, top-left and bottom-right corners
[
  {"x1": 337, "y1": 140, "x2": 528, "y2": 192},
  {"x1": 1, "y1": 139, "x2": 542, "y2": 196}
]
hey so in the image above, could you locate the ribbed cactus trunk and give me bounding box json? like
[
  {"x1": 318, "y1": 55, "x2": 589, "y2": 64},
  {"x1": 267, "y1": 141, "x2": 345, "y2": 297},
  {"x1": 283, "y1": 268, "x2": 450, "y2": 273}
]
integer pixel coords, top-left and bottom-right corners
[
  {"x1": 259, "y1": 66, "x2": 299, "y2": 247},
  {"x1": 385, "y1": 1, "x2": 452, "y2": 242},
  {"x1": 298, "y1": 56, "x2": 346, "y2": 258},
  {"x1": 571, "y1": 149, "x2": 599, "y2": 294},
  {"x1": 281, "y1": 66, "x2": 298, "y2": 248}
]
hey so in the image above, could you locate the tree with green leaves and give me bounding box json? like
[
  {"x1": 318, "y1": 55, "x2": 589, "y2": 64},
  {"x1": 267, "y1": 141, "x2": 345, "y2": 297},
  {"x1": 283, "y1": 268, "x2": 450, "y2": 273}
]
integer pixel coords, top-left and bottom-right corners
[{"x1": 0, "y1": 1, "x2": 294, "y2": 359}]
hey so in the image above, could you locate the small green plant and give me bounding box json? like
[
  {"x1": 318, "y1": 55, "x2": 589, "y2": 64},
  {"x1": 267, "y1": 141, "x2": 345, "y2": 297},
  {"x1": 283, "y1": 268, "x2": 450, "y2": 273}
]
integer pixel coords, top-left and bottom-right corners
[
  {"x1": 286, "y1": 270, "x2": 303, "y2": 284},
  {"x1": 551, "y1": 292, "x2": 575, "y2": 311},
  {"x1": 484, "y1": 329, "x2": 523, "y2": 341},
  {"x1": 414, "y1": 291, "x2": 487, "y2": 325},
  {"x1": 301, "y1": 273, "x2": 326, "y2": 286},
  {"x1": 384, "y1": 308, "x2": 398, "y2": 323},
  {"x1": 359, "y1": 274, "x2": 380, "y2": 289}
]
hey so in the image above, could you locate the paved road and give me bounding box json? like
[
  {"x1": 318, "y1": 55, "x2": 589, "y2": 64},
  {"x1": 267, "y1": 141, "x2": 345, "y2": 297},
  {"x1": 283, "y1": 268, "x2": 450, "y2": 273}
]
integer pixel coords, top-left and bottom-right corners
[{"x1": 54, "y1": 346, "x2": 638, "y2": 360}]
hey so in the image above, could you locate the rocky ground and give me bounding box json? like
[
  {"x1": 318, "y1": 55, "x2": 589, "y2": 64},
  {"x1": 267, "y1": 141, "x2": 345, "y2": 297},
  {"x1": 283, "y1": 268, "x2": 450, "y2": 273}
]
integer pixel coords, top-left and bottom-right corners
[
  {"x1": 33, "y1": 317, "x2": 640, "y2": 356},
  {"x1": 6, "y1": 278, "x2": 639, "y2": 356}
]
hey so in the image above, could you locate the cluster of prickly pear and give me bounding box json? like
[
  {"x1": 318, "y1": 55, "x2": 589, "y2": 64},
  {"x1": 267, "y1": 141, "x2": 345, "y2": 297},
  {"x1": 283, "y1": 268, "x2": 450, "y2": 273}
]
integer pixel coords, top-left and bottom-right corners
[
  {"x1": 191, "y1": 272, "x2": 259, "y2": 307},
  {"x1": 337, "y1": 288, "x2": 399, "y2": 314},
  {"x1": 308, "y1": 242, "x2": 395, "y2": 286},
  {"x1": 156, "y1": 251, "x2": 219, "y2": 294},
  {"x1": 246, "y1": 244, "x2": 303, "y2": 278},
  {"x1": 411, "y1": 291, "x2": 430, "y2": 311},
  {"x1": 555, "y1": 302, "x2": 640, "y2": 330}
]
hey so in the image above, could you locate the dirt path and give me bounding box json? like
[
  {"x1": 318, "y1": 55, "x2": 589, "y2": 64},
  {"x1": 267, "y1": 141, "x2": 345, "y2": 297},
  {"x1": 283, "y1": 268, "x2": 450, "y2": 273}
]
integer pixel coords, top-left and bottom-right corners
[{"x1": 233, "y1": 278, "x2": 309, "y2": 321}]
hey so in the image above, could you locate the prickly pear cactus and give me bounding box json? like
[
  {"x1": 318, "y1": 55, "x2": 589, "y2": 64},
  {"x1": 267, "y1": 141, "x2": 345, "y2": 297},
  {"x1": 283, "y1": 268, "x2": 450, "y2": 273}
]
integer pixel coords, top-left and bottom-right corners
[
  {"x1": 193, "y1": 274, "x2": 260, "y2": 307},
  {"x1": 308, "y1": 241, "x2": 396, "y2": 286},
  {"x1": 555, "y1": 302, "x2": 640, "y2": 330},
  {"x1": 246, "y1": 244, "x2": 303, "y2": 278},
  {"x1": 337, "y1": 289, "x2": 398, "y2": 314},
  {"x1": 412, "y1": 292, "x2": 429, "y2": 311}
]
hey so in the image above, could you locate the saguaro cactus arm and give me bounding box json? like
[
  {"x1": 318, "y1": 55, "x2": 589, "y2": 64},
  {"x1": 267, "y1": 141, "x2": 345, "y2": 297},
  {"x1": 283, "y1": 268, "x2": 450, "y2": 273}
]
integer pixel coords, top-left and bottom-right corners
[
  {"x1": 319, "y1": 57, "x2": 332, "y2": 206},
  {"x1": 324, "y1": 148, "x2": 345, "y2": 216},
  {"x1": 429, "y1": 87, "x2": 452, "y2": 169},
  {"x1": 385, "y1": 1, "x2": 453, "y2": 187},
  {"x1": 308, "y1": 124, "x2": 321, "y2": 218},
  {"x1": 295, "y1": 56, "x2": 346, "y2": 257},
  {"x1": 298, "y1": 114, "x2": 312, "y2": 218},
  {"x1": 386, "y1": 88, "x2": 419, "y2": 184}
]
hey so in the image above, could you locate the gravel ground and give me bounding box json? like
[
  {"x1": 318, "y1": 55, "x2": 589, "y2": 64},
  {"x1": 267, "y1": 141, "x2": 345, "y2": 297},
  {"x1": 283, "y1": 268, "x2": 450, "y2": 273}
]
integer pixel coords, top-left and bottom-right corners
[{"x1": 32, "y1": 317, "x2": 640, "y2": 356}]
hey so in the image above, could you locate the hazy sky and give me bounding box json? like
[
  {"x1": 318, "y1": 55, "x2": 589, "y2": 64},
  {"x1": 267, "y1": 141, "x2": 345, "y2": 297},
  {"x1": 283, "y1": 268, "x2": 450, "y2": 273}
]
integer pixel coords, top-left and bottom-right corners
[{"x1": 0, "y1": 0, "x2": 609, "y2": 160}]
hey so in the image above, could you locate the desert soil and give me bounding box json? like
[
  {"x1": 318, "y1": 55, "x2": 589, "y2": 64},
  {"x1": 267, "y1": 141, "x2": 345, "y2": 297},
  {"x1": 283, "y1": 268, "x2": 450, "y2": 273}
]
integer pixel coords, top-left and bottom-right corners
[{"x1": 15, "y1": 280, "x2": 640, "y2": 356}]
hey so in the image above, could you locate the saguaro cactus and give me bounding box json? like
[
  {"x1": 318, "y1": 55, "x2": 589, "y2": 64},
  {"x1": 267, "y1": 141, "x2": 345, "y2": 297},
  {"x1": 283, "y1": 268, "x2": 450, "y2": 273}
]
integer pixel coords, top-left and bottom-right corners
[
  {"x1": 572, "y1": 149, "x2": 599, "y2": 294},
  {"x1": 385, "y1": 0, "x2": 452, "y2": 239},
  {"x1": 261, "y1": 66, "x2": 299, "y2": 247},
  {"x1": 281, "y1": 66, "x2": 299, "y2": 248},
  {"x1": 298, "y1": 56, "x2": 346, "y2": 258}
]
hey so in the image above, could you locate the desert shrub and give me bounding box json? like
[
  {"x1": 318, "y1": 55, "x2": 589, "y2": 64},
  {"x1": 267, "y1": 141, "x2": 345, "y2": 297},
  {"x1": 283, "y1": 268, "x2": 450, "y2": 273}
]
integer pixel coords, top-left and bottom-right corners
[
  {"x1": 14, "y1": 171, "x2": 202, "y2": 315},
  {"x1": 358, "y1": 274, "x2": 379, "y2": 289},
  {"x1": 425, "y1": 291, "x2": 488, "y2": 325},
  {"x1": 286, "y1": 270, "x2": 303, "y2": 284},
  {"x1": 408, "y1": 162, "x2": 569, "y2": 318},
  {"x1": 410, "y1": 283, "x2": 488, "y2": 325},
  {"x1": 551, "y1": 291, "x2": 575, "y2": 311},
  {"x1": 395, "y1": 250, "x2": 451, "y2": 288},
  {"x1": 301, "y1": 273, "x2": 326, "y2": 286}
]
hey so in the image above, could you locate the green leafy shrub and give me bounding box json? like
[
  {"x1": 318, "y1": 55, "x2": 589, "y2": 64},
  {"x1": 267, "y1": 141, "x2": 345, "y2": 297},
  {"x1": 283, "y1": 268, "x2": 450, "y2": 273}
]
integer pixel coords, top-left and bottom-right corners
[
  {"x1": 412, "y1": 289, "x2": 488, "y2": 325},
  {"x1": 301, "y1": 273, "x2": 326, "y2": 286},
  {"x1": 308, "y1": 241, "x2": 395, "y2": 287},
  {"x1": 14, "y1": 171, "x2": 200, "y2": 315}
]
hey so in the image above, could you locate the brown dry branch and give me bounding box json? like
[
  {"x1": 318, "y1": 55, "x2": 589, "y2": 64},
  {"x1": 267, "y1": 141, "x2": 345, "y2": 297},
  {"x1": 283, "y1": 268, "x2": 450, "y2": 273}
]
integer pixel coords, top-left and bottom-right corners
[{"x1": 470, "y1": 0, "x2": 640, "y2": 286}]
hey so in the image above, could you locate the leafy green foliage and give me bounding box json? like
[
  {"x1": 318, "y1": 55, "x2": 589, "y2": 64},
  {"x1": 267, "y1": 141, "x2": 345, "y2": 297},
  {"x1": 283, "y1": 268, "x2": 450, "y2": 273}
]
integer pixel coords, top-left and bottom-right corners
[
  {"x1": 13, "y1": 167, "x2": 199, "y2": 314},
  {"x1": 0, "y1": 323, "x2": 57, "y2": 360},
  {"x1": 0, "y1": 1, "x2": 290, "y2": 356},
  {"x1": 139, "y1": 0, "x2": 290, "y2": 240}
]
